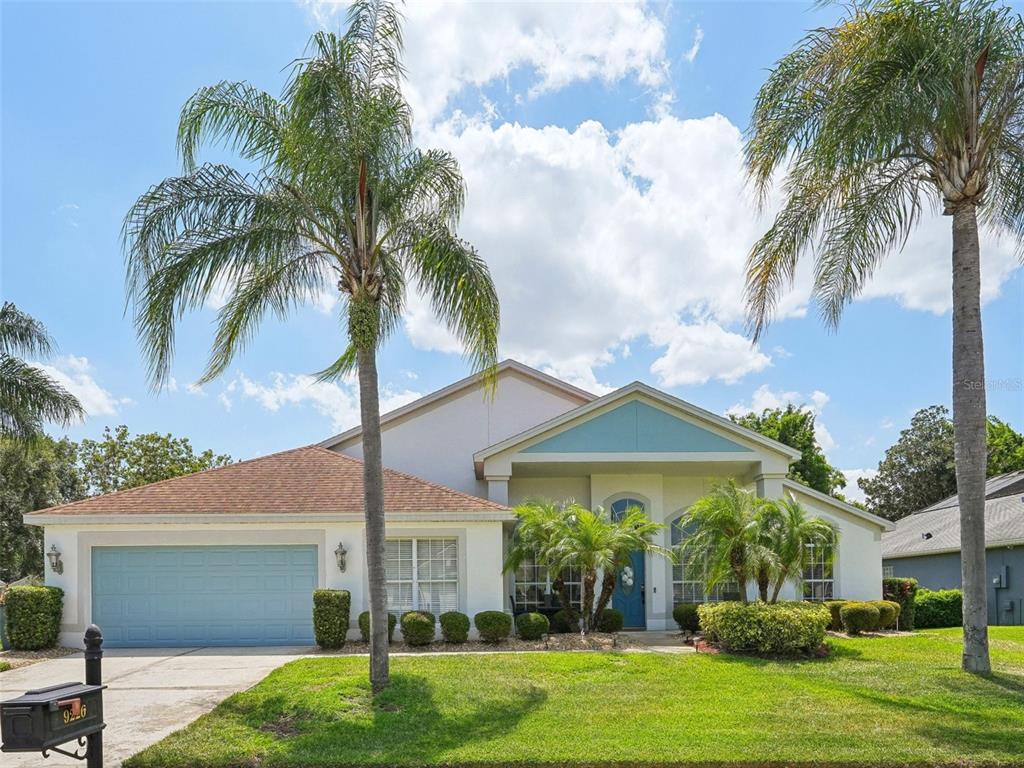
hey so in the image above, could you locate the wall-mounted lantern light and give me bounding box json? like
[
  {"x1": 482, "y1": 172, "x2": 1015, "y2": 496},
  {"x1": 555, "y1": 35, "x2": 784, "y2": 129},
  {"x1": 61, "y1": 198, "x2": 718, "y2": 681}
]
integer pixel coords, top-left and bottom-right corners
[
  {"x1": 46, "y1": 545, "x2": 64, "y2": 575},
  {"x1": 335, "y1": 542, "x2": 347, "y2": 573}
]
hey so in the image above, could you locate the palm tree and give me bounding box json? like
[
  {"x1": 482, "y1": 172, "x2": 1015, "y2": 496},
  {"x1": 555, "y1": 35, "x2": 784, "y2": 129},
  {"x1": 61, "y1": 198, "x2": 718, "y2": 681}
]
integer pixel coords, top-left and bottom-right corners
[
  {"x1": 743, "y1": 0, "x2": 1024, "y2": 674},
  {"x1": 0, "y1": 302, "x2": 84, "y2": 441},
  {"x1": 758, "y1": 497, "x2": 838, "y2": 604},
  {"x1": 122, "y1": 1, "x2": 499, "y2": 691},
  {"x1": 547, "y1": 503, "x2": 671, "y2": 632},
  {"x1": 677, "y1": 481, "x2": 773, "y2": 604},
  {"x1": 503, "y1": 500, "x2": 580, "y2": 625}
]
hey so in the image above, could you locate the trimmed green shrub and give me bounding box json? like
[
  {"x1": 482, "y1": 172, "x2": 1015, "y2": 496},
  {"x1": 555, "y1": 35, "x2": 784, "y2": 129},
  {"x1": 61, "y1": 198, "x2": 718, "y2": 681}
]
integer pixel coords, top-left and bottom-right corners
[
  {"x1": 823, "y1": 600, "x2": 849, "y2": 631},
  {"x1": 5, "y1": 586, "x2": 63, "y2": 651},
  {"x1": 596, "y1": 608, "x2": 624, "y2": 633},
  {"x1": 474, "y1": 611, "x2": 513, "y2": 643},
  {"x1": 516, "y1": 612, "x2": 549, "y2": 640},
  {"x1": 358, "y1": 610, "x2": 396, "y2": 643},
  {"x1": 915, "y1": 589, "x2": 963, "y2": 629},
  {"x1": 883, "y1": 577, "x2": 918, "y2": 630},
  {"x1": 697, "y1": 601, "x2": 830, "y2": 655},
  {"x1": 840, "y1": 602, "x2": 880, "y2": 634},
  {"x1": 439, "y1": 611, "x2": 470, "y2": 643},
  {"x1": 871, "y1": 600, "x2": 901, "y2": 630},
  {"x1": 312, "y1": 589, "x2": 351, "y2": 649},
  {"x1": 548, "y1": 609, "x2": 579, "y2": 634},
  {"x1": 672, "y1": 603, "x2": 701, "y2": 633},
  {"x1": 400, "y1": 611, "x2": 436, "y2": 646}
]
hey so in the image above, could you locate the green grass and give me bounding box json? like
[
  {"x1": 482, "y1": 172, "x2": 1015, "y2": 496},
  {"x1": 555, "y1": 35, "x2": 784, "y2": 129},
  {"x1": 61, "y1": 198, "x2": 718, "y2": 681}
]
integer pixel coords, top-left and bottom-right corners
[
  {"x1": 126, "y1": 627, "x2": 1024, "y2": 767},
  {"x1": 0, "y1": 660, "x2": 11, "y2": 673}
]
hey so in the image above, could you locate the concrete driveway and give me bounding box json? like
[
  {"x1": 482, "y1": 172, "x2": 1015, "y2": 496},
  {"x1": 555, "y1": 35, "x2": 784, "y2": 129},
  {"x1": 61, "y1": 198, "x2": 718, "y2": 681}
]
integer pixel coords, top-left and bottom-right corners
[{"x1": 0, "y1": 646, "x2": 312, "y2": 766}]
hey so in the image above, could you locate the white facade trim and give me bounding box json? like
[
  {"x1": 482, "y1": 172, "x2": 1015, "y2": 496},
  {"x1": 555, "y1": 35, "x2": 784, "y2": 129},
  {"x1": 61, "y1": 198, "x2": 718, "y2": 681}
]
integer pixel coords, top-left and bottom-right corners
[
  {"x1": 27, "y1": 511, "x2": 515, "y2": 526},
  {"x1": 782, "y1": 480, "x2": 893, "y2": 531}
]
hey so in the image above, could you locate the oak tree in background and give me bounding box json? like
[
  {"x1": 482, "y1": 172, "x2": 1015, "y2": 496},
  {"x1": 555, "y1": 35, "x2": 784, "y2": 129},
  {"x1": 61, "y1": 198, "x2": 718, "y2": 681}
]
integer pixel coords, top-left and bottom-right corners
[
  {"x1": 730, "y1": 405, "x2": 846, "y2": 496},
  {"x1": 744, "y1": 0, "x2": 1024, "y2": 674},
  {"x1": 123, "y1": 0, "x2": 499, "y2": 691},
  {"x1": 77, "y1": 425, "x2": 232, "y2": 495},
  {"x1": 861, "y1": 405, "x2": 1024, "y2": 520}
]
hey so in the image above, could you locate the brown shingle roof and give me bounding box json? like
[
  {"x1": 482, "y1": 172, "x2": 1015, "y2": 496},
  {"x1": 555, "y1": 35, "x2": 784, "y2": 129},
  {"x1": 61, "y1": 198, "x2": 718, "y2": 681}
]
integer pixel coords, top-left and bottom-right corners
[{"x1": 28, "y1": 446, "x2": 508, "y2": 518}]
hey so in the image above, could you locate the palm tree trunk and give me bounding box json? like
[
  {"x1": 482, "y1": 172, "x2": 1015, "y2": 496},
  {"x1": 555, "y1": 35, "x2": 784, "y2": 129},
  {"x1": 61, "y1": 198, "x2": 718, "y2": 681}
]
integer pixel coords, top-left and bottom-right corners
[
  {"x1": 357, "y1": 345, "x2": 390, "y2": 690},
  {"x1": 581, "y1": 570, "x2": 597, "y2": 632},
  {"x1": 592, "y1": 570, "x2": 617, "y2": 627},
  {"x1": 951, "y1": 204, "x2": 990, "y2": 675},
  {"x1": 551, "y1": 572, "x2": 578, "y2": 629},
  {"x1": 757, "y1": 567, "x2": 770, "y2": 603},
  {"x1": 769, "y1": 574, "x2": 786, "y2": 604}
]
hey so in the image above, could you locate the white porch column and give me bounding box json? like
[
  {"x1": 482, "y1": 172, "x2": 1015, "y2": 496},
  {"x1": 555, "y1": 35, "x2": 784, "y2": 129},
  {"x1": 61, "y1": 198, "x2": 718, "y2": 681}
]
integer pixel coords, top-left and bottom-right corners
[
  {"x1": 755, "y1": 473, "x2": 786, "y2": 501},
  {"x1": 486, "y1": 475, "x2": 510, "y2": 506}
]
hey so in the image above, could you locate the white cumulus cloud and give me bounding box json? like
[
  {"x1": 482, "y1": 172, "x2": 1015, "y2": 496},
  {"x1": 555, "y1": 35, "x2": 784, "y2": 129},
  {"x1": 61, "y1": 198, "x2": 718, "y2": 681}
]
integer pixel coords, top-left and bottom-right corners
[
  {"x1": 840, "y1": 468, "x2": 878, "y2": 505},
  {"x1": 222, "y1": 371, "x2": 421, "y2": 432},
  {"x1": 31, "y1": 355, "x2": 131, "y2": 419}
]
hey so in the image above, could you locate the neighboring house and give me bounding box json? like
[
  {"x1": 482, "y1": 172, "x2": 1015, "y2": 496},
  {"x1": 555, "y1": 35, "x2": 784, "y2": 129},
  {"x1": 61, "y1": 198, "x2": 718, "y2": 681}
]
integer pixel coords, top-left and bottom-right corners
[
  {"x1": 882, "y1": 470, "x2": 1024, "y2": 626},
  {"x1": 28, "y1": 360, "x2": 891, "y2": 647}
]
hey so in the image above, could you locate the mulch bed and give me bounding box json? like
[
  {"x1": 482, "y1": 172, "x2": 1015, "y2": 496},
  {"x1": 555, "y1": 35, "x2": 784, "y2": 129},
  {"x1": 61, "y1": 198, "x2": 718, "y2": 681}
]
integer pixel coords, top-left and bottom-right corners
[
  {"x1": 313, "y1": 632, "x2": 640, "y2": 655},
  {"x1": 0, "y1": 646, "x2": 80, "y2": 671}
]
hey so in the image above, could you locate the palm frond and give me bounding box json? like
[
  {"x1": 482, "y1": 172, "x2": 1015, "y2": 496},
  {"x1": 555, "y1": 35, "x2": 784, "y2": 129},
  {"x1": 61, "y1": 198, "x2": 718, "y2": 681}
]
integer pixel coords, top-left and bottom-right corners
[
  {"x1": 0, "y1": 355, "x2": 85, "y2": 438},
  {"x1": 0, "y1": 303, "x2": 54, "y2": 358}
]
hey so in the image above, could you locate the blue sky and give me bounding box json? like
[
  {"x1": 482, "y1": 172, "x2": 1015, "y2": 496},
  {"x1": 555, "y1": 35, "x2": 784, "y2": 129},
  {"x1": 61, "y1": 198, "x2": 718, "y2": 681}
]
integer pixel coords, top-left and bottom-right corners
[{"x1": 2, "y1": 1, "x2": 1022, "y2": 502}]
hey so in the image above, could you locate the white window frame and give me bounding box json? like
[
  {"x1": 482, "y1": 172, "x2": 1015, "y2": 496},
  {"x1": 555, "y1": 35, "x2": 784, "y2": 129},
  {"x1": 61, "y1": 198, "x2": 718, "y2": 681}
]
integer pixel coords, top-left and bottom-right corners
[
  {"x1": 801, "y1": 540, "x2": 835, "y2": 601},
  {"x1": 671, "y1": 516, "x2": 741, "y2": 604},
  {"x1": 385, "y1": 537, "x2": 458, "y2": 614},
  {"x1": 513, "y1": 554, "x2": 582, "y2": 610},
  {"x1": 882, "y1": 565, "x2": 894, "y2": 579}
]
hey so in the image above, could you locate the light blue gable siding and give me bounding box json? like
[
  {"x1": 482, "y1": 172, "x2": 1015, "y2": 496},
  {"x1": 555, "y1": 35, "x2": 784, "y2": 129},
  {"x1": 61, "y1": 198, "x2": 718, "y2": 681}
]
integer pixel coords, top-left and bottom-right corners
[{"x1": 522, "y1": 400, "x2": 753, "y2": 453}]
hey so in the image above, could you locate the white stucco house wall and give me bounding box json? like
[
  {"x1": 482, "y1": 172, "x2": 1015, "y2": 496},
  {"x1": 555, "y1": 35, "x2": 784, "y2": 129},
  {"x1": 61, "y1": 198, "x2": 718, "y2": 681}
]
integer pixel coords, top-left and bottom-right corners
[{"x1": 28, "y1": 360, "x2": 891, "y2": 647}]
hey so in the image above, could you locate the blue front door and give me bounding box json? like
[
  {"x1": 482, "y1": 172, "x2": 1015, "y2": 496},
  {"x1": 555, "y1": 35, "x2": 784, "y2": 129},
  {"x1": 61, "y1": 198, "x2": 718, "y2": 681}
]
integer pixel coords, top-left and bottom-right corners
[{"x1": 610, "y1": 498, "x2": 646, "y2": 628}]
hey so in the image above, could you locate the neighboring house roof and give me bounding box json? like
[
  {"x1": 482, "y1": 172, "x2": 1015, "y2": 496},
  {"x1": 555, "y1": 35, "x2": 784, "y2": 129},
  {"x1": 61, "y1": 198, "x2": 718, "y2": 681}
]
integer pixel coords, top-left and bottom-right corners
[
  {"x1": 319, "y1": 359, "x2": 595, "y2": 450},
  {"x1": 882, "y1": 492, "x2": 1024, "y2": 558},
  {"x1": 473, "y1": 381, "x2": 803, "y2": 463},
  {"x1": 26, "y1": 446, "x2": 510, "y2": 523},
  {"x1": 782, "y1": 479, "x2": 894, "y2": 531},
  {"x1": 914, "y1": 469, "x2": 1024, "y2": 514}
]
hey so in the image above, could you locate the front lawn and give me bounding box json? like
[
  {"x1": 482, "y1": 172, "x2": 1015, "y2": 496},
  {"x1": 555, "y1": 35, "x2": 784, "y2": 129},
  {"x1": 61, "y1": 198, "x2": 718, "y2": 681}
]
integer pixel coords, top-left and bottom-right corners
[{"x1": 126, "y1": 627, "x2": 1024, "y2": 767}]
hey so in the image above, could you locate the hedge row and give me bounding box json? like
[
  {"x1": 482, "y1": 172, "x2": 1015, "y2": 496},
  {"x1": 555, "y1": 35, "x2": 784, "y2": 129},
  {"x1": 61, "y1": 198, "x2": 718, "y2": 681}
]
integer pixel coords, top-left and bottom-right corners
[
  {"x1": 915, "y1": 588, "x2": 963, "y2": 628},
  {"x1": 827, "y1": 599, "x2": 901, "y2": 634},
  {"x1": 4, "y1": 586, "x2": 63, "y2": 651},
  {"x1": 698, "y1": 601, "x2": 830, "y2": 655}
]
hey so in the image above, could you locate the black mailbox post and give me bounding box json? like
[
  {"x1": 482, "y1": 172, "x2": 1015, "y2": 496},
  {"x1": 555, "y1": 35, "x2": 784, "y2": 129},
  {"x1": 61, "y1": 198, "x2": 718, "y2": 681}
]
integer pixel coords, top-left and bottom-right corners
[{"x1": 0, "y1": 625, "x2": 105, "y2": 765}]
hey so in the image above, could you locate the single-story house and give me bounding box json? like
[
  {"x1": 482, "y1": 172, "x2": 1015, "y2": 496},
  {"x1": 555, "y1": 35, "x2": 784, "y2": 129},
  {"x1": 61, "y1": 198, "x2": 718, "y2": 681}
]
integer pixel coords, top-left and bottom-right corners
[
  {"x1": 882, "y1": 470, "x2": 1024, "y2": 626},
  {"x1": 29, "y1": 360, "x2": 892, "y2": 647}
]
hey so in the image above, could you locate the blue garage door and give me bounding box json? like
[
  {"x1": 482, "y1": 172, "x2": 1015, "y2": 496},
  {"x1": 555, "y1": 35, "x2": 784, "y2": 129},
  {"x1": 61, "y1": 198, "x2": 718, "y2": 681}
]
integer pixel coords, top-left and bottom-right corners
[{"x1": 92, "y1": 545, "x2": 317, "y2": 647}]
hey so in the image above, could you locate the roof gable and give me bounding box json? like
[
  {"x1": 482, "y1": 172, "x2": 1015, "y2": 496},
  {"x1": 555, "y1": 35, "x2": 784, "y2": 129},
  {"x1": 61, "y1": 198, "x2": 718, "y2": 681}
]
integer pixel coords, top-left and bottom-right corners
[
  {"x1": 320, "y1": 360, "x2": 594, "y2": 450},
  {"x1": 476, "y1": 383, "x2": 801, "y2": 462},
  {"x1": 522, "y1": 400, "x2": 753, "y2": 454},
  {"x1": 27, "y1": 446, "x2": 508, "y2": 520}
]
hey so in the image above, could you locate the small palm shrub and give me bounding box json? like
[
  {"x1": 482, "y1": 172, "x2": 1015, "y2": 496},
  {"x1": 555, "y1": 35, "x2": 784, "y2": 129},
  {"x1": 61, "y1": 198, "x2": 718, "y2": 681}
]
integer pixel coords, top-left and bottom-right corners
[
  {"x1": 915, "y1": 589, "x2": 963, "y2": 628},
  {"x1": 5, "y1": 586, "x2": 63, "y2": 651},
  {"x1": 439, "y1": 611, "x2": 470, "y2": 643},
  {"x1": 358, "y1": 610, "x2": 396, "y2": 643},
  {"x1": 697, "y1": 601, "x2": 830, "y2": 655},
  {"x1": 474, "y1": 611, "x2": 512, "y2": 643},
  {"x1": 548, "y1": 609, "x2": 579, "y2": 634},
  {"x1": 823, "y1": 600, "x2": 849, "y2": 631},
  {"x1": 312, "y1": 589, "x2": 351, "y2": 649},
  {"x1": 673, "y1": 603, "x2": 701, "y2": 633},
  {"x1": 400, "y1": 611, "x2": 435, "y2": 646},
  {"x1": 515, "y1": 612, "x2": 549, "y2": 640},
  {"x1": 871, "y1": 600, "x2": 901, "y2": 630},
  {"x1": 840, "y1": 602, "x2": 880, "y2": 634},
  {"x1": 596, "y1": 608, "x2": 624, "y2": 633}
]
